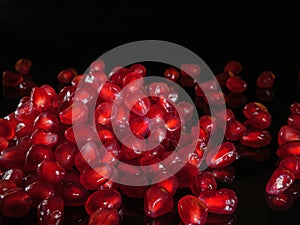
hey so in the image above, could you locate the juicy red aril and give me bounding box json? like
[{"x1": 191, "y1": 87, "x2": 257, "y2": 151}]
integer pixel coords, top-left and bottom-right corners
[
  {"x1": 129, "y1": 116, "x2": 151, "y2": 138},
  {"x1": 31, "y1": 128, "x2": 58, "y2": 147},
  {"x1": 59, "y1": 101, "x2": 89, "y2": 125},
  {"x1": 155, "y1": 175, "x2": 179, "y2": 196},
  {"x1": 57, "y1": 68, "x2": 77, "y2": 84},
  {"x1": 207, "y1": 166, "x2": 236, "y2": 184},
  {"x1": 290, "y1": 102, "x2": 300, "y2": 115},
  {"x1": 164, "y1": 67, "x2": 180, "y2": 82},
  {"x1": 278, "y1": 125, "x2": 300, "y2": 145},
  {"x1": 15, "y1": 122, "x2": 34, "y2": 139},
  {"x1": 109, "y1": 67, "x2": 129, "y2": 87},
  {"x1": 226, "y1": 76, "x2": 248, "y2": 94},
  {"x1": 121, "y1": 135, "x2": 145, "y2": 160},
  {"x1": 287, "y1": 114, "x2": 300, "y2": 131},
  {"x1": 241, "y1": 130, "x2": 271, "y2": 148},
  {"x1": 25, "y1": 181, "x2": 55, "y2": 207},
  {"x1": 243, "y1": 102, "x2": 271, "y2": 129},
  {"x1": 88, "y1": 208, "x2": 120, "y2": 225},
  {"x1": 266, "y1": 168, "x2": 295, "y2": 195},
  {"x1": 265, "y1": 193, "x2": 294, "y2": 212},
  {"x1": 190, "y1": 172, "x2": 217, "y2": 197},
  {"x1": 0, "y1": 118, "x2": 15, "y2": 140},
  {"x1": 79, "y1": 165, "x2": 112, "y2": 190},
  {"x1": 181, "y1": 64, "x2": 201, "y2": 77},
  {"x1": 0, "y1": 188, "x2": 32, "y2": 217},
  {"x1": 144, "y1": 186, "x2": 174, "y2": 218},
  {"x1": 34, "y1": 112, "x2": 59, "y2": 132},
  {"x1": 0, "y1": 180, "x2": 17, "y2": 194},
  {"x1": 199, "y1": 188, "x2": 238, "y2": 214},
  {"x1": 25, "y1": 145, "x2": 54, "y2": 171},
  {"x1": 90, "y1": 59, "x2": 105, "y2": 72},
  {"x1": 37, "y1": 159, "x2": 66, "y2": 184},
  {"x1": 37, "y1": 195, "x2": 64, "y2": 225},
  {"x1": 199, "y1": 115, "x2": 217, "y2": 135},
  {"x1": 0, "y1": 146, "x2": 27, "y2": 170},
  {"x1": 85, "y1": 189, "x2": 122, "y2": 215},
  {"x1": 130, "y1": 63, "x2": 146, "y2": 76},
  {"x1": 97, "y1": 126, "x2": 115, "y2": 144},
  {"x1": 223, "y1": 60, "x2": 242, "y2": 75},
  {"x1": 278, "y1": 155, "x2": 300, "y2": 174},
  {"x1": 30, "y1": 87, "x2": 51, "y2": 110},
  {"x1": 1, "y1": 168, "x2": 25, "y2": 186},
  {"x1": 276, "y1": 141, "x2": 300, "y2": 158},
  {"x1": 99, "y1": 83, "x2": 121, "y2": 102},
  {"x1": 74, "y1": 142, "x2": 100, "y2": 172},
  {"x1": 256, "y1": 71, "x2": 275, "y2": 88},
  {"x1": 225, "y1": 118, "x2": 247, "y2": 141},
  {"x1": 95, "y1": 101, "x2": 114, "y2": 125},
  {"x1": 54, "y1": 142, "x2": 76, "y2": 169},
  {"x1": 65, "y1": 123, "x2": 97, "y2": 144},
  {"x1": 122, "y1": 72, "x2": 143, "y2": 92},
  {"x1": 124, "y1": 94, "x2": 150, "y2": 117},
  {"x1": 2, "y1": 71, "x2": 24, "y2": 86},
  {"x1": 206, "y1": 142, "x2": 236, "y2": 168},
  {"x1": 178, "y1": 195, "x2": 208, "y2": 225},
  {"x1": 57, "y1": 182, "x2": 89, "y2": 206}
]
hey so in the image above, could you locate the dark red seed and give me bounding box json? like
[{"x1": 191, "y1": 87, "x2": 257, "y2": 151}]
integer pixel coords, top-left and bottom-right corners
[
  {"x1": 99, "y1": 83, "x2": 121, "y2": 102},
  {"x1": 178, "y1": 195, "x2": 208, "y2": 225},
  {"x1": 25, "y1": 145, "x2": 54, "y2": 171},
  {"x1": 34, "y1": 112, "x2": 59, "y2": 132},
  {"x1": 190, "y1": 172, "x2": 217, "y2": 197},
  {"x1": 290, "y1": 103, "x2": 300, "y2": 115},
  {"x1": 256, "y1": 71, "x2": 275, "y2": 88},
  {"x1": 0, "y1": 180, "x2": 17, "y2": 194},
  {"x1": 0, "y1": 146, "x2": 27, "y2": 170},
  {"x1": 243, "y1": 102, "x2": 271, "y2": 129},
  {"x1": 25, "y1": 181, "x2": 55, "y2": 207},
  {"x1": 37, "y1": 160, "x2": 66, "y2": 184},
  {"x1": 181, "y1": 64, "x2": 201, "y2": 77},
  {"x1": 31, "y1": 128, "x2": 58, "y2": 147},
  {"x1": 241, "y1": 130, "x2": 271, "y2": 148},
  {"x1": 175, "y1": 164, "x2": 200, "y2": 188},
  {"x1": 226, "y1": 76, "x2": 248, "y2": 93},
  {"x1": 223, "y1": 60, "x2": 242, "y2": 75},
  {"x1": 164, "y1": 67, "x2": 180, "y2": 82},
  {"x1": 57, "y1": 68, "x2": 77, "y2": 84},
  {"x1": 54, "y1": 142, "x2": 76, "y2": 169},
  {"x1": 57, "y1": 182, "x2": 89, "y2": 206},
  {"x1": 129, "y1": 116, "x2": 151, "y2": 138},
  {"x1": 0, "y1": 118, "x2": 15, "y2": 140},
  {"x1": 1, "y1": 168, "x2": 25, "y2": 186},
  {"x1": 2, "y1": 71, "x2": 24, "y2": 86},
  {"x1": 266, "y1": 168, "x2": 295, "y2": 195},
  {"x1": 265, "y1": 193, "x2": 294, "y2": 212},
  {"x1": 15, "y1": 58, "x2": 32, "y2": 75},
  {"x1": 79, "y1": 165, "x2": 112, "y2": 190},
  {"x1": 278, "y1": 125, "x2": 300, "y2": 145},
  {"x1": 278, "y1": 155, "x2": 300, "y2": 174},
  {"x1": 37, "y1": 195, "x2": 64, "y2": 225},
  {"x1": 207, "y1": 166, "x2": 236, "y2": 184},
  {"x1": 88, "y1": 208, "x2": 120, "y2": 225},
  {"x1": 0, "y1": 137, "x2": 9, "y2": 151},
  {"x1": 130, "y1": 63, "x2": 146, "y2": 76},
  {"x1": 225, "y1": 118, "x2": 247, "y2": 141},
  {"x1": 256, "y1": 88, "x2": 274, "y2": 102},
  {"x1": 287, "y1": 114, "x2": 300, "y2": 131}
]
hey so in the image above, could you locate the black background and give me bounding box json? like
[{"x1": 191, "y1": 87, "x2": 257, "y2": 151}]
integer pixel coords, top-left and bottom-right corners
[{"x1": 1, "y1": 1, "x2": 300, "y2": 225}]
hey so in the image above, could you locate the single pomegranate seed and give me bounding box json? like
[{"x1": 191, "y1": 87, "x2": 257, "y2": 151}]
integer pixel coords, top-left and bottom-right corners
[
  {"x1": 122, "y1": 72, "x2": 143, "y2": 92},
  {"x1": 178, "y1": 101, "x2": 195, "y2": 122},
  {"x1": 206, "y1": 142, "x2": 236, "y2": 168},
  {"x1": 25, "y1": 181, "x2": 55, "y2": 207},
  {"x1": 0, "y1": 137, "x2": 9, "y2": 151},
  {"x1": 37, "y1": 195, "x2": 64, "y2": 225},
  {"x1": 97, "y1": 126, "x2": 115, "y2": 144},
  {"x1": 199, "y1": 188, "x2": 238, "y2": 214},
  {"x1": 130, "y1": 63, "x2": 146, "y2": 76},
  {"x1": 225, "y1": 118, "x2": 247, "y2": 141},
  {"x1": 124, "y1": 94, "x2": 151, "y2": 117},
  {"x1": 144, "y1": 186, "x2": 174, "y2": 218},
  {"x1": 88, "y1": 208, "x2": 120, "y2": 225},
  {"x1": 0, "y1": 146, "x2": 27, "y2": 170},
  {"x1": 25, "y1": 145, "x2": 54, "y2": 171},
  {"x1": 71, "y1": 75, "x2": 83, "y2": 86},
  {"x1": 223, "y1": 60, "x2": 242, "y2": 75},
  {"x1": 57, "y1": 182, "x2": 89, "y2": 206},
  {"x1": 79, "y1": 165, "x2": 112, "y2": 190},
  {"x1": 95, "y1": 102, "x2": 114, "y2": 125},
  {"x1": 0, "y1": 180, "x2": 17, "y2": 194},
  {"x1": 278, "y1": 125, "x2": 300, "y2": 145},
  {"x1": 207, "y1": 166, "x2": 236, "y2": 184},
  {"x1": 178, "y1": 195, "x2": 208, "y2": 225},
  {"x1": 199, "y1": 115, "x2": 217, "y2": 135},
  {"x1": 15, "y1": 122, "x2": 34, "y2": 139},
  {"x1": 57, "y1": 68, "x2": 77, "y2": 84},
  {"x1": 181, "y1": 64, "x2": 201, "y2": 77},
  {"x1": 0, "y1": 188, "x2": 32, "y2": 217},
  {"x1": 15, "y1": 58, "x2": 32, "y2": 75},
  {"x1": 215, "y1": 72, "x2": 230, "y2": 86},
  {"x1": 37, "y1": 159, "x2": 66, "y2": 184},
  {"x1": 195, "y1": 80, "x2": 218, "y2": 97},
  {"x1": 276, "y1": 141, "x2": 300, "y2": 158},
  {"x1": 226, "y1": 76, "x2": 248, "y2": 93},
  {"x1": 164, "y1": 67, "x2": 180, "y2": 82},
  {"x1": 31, "y1": 128, "x2": 58, "y2": 147},
  {"x1": 30, "y1": 87, "x2": 51, "y2": 110},
  {"x1": 90, "y1": 59, "x2": 105, "y2": 72},
  {"x1": 243, "y1": 102, "x2": 271, "y2": 129},
  {"x1": 154, "y1": 175, "x2": 179, "y2": 196},
  {"x1": 256, "y1": 71, "x2": 275, "y2": 88},
  {"x1": 54, "y1": 142, "x2": 76, "y2": 169},
  {"x1": 266, "y1": 168, "x2": 295, "y2": 195},
  {"x1": 65, "y1": 123, "x2": 97, "y2": 144},
  {"x1": 109, "y1": 67, "x2": 129, "y2": 87},
  {"x1": 1, "y1": 168, "x2": 24, "y2": 186},
  {"x1": 2, "y1": 71, "x2": 24, "y2": 86},
  {"x1": 74, "y1": 142, "x2": 100, "y2": 172},
  {"x1": 278, "y1": 155, "x2": 300, "y2": 174},
  {"x1": 290, "y1": 103, "x2": 300, "y2": 115},
  {"x1": 190, "y1": 172, "x2": 217, "y2": 197},
  {"x1": 287, "y1": 114, "x2": 300, "y2": 131},
  {"x1": 265, "y1": 193, "x2": 294, "y2": 212},
  {"x1": 121, "y1": 135, "x2": 145, "y2": 160},
  {"x1": 34, "y1": 112, "x2": 59, "y2": 132},
  {"x1": 175, "y1": 164, "x2": 200, "y2": 188},
  {"x1": 129, "y1": 115, "x2": 151, "y2": 138},
  {"x1": 85, "y1": 189, "x2": 122, "y2": 215},
  {"x1": 58, "y1": 86, "x2": 75, "y2": 106},
  {"x1": 241, "y1": 130, "x2": 271, "y2": 148},
  {"x1": 99, "y1": 83, "x2": 121, "y2": 102},
  {"x1": 0, "y1": 118, "x2": 15, "y2": 140},
  {"x1": 59, "y1": 101, "x2": 89, "y2": 125}
]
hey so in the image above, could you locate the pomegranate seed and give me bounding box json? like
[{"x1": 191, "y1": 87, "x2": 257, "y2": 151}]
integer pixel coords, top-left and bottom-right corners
[
  {"x1": 225, "y1": 118, "x2": 247, "y2": 141},
  {"x1": 24, "y1": 172, "x2": 39, "y2": 186},
  {"x1": 31, "y1": 128, "x2": 58, "y2": 147},
  {"x1": 154, "y1": 175, "x2": 179, "y2": 196},
  {"x1": 215, "y1": 72, "x2": 230, "y2": 86},
  {"x1": 124, "y1": 94, "x2": 150, "y2": 117},
  {"x1": 207, "y1": 166, "x2": 236, "y2": 184},
  {"x1": 175, "y1": 164, "x2": 200, "y2": 188},
  {"x1": 99, "y1": 83, "x2": 121, "y2": 102},
  {"x1": 0, "y1": 188, "x2": 32, "y2": 217},
  {"x1": 121, "y1": 135, "x2": 146, "y2": 160},
  {"x1": 290, "y1": 103, "x2": 300, "y2": 115},
  {"x1": 37, "y1": 195, "x2": 64, "y2": 225},
  {"x1": 57, "y1": 182, "x2": 89, "y2": 206},
  {"x1": 278, "y1": 155, "x2": 300, "y2": 174},
  {"x1": 74, "y1": 142, "x2": 100, "y2": 172},
  {"x1": 95, "y1": 102, "x2": 114, "y2": 125},
  {"x1": 178, "y1": 101, "x2": 195, "y2": 122},
  {"x1": 25, "y1": 181, "x2": 55, "y2": 207},
  {"x1": 90, "y1": 59, "x2": 105, "y2": 72},
  {"x1": 59, "y1": 101, "x2": 89, "y2": 125},
  {"x1": 34, "y1": 112, "x2": 59, "y2": 132},
  {"x1": 30, "y1": 87, "x2": 51, "y2": 110},
  {"x1": 37, "y1": 159, "x2": 66, "y2": 184},
  {"x1": 276, "y1": 141, "x2": 300, "y2": 158},
  {"x1": 129, "y1": 115, "x2": 151, "y2": 138},
  {"x1": 0, "y1": 146, "x2": 27, "y2": 170},
  {"x1": 0, "y1": 137, "x2": 9, "y2": 151},
  {"x1": 144, "y1": 186, "x2": 174, "y2": 218},
  {"x1": 226, "y1": 76, "x2": 248, "y2": 93},
  {"x1": 85, "y1": 189, "x2": 122, "y2": 215},
  {"x1": 25, "y1": 145, "x2": 54, "y2": 171},
  {"x1": 122, "y1": 72, "x2": 143, "y2": 92},
  {"x1": 164, "y1": 67, "x2": 180, "y2": 82},
  {"x1": 199, "y1": 115, "x2": 217, "y2": 135},
  {"x1": 287, "y1": 114, "x2": 300, "y2": 131},
  {"x1": 71, "y1": 75, "x2": 83, "y2": 86},
  {"x1": 65, "y1": 123, "x2": 97, "y2": 144},
  {"x1": 2, "y1": 71, "x2": 24, "y2": 86},
  {"x1": 206, "y1": 142, "x2": 236, "y2": 168},
  {"x1": 0, "y1": 180, "x2": 17, "y2": 194},
  {"x1": 181, "y1": 64, "x2": 201, "y2": 77},
  {"x1": 266, "y1": 193, "x2": 294, "y2": 212},
  {"x1": 203, "y1": 91, "x2": 225, "y2": 105},
  {"x1": 243, "y1": 102, "x2": 271, "y2": 129},
  {"x1": 109, "y1": 67, "x2": 129, "y2": 87},
  {"x1": 195, "y1": 80, "x2": 218, "y2": 97},
  {"x1": 15, "y1": 58, "x2": 32, "y2": 75},
  {"x1": 88, "y1": 208, "x2": 120, "y2": 225},
  {"x1": 178, "y1": 195, "x2": 208, "y2": 225},
  {"x1": 55, "y1": 142, "x2": 76, "y2": 169},
  {"x1": 74, "y1": 87, "x2": 96, "y2": 104},
  {"x1": 130, "y1": 63, "x2": 146, "y2": 76},
  {"x1": 266, "y1": 168, "x2": 295, "y2": 195},
  {"x1": 256, "y1": 71, "x2": 275, "y2": 88},
  {"x1": 1, "y1": 168, "x2": 24, "y2": 186},
  {"x1": 79, "y1": 165, "x2": 112, "y2": 190},
  {"x1": 190, "y1": 172, "x2": 217, "y2": 197},
  {"x1": 223, "y1": 60, "x2": 242, "y2": 75},
  {"x1": 199, "y1": 188, "x2": 238, "y2": 214},
  {"x1": 57, "y1": 68, "x2": 77, "y2": 84},
  {"x1": 0, "y1": 118, "x2": 15, "y2": 140},
  {"x1": 278, "y1": 125, "x2": 300, "y2": 145},
  {"x1": 241, "y1": 130, "x2": 271, "y2": 148}
]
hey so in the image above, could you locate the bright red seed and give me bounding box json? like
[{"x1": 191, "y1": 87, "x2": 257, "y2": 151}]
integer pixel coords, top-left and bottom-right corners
[
  {"x1": 2, "y1": 71, "x2": 24, "y2": 86},
  {"x1": 57, "y1": 68, "x2": 77, "y2": 84},
  {"x1": 206, "y1": 142, "x2": 236, "y2": 168},
  {"x1": 31, "y1": 128, "x2": 58, "y2": 147},
  {"x1": 122, "y1": 72, "x2": 143, "y2": 92},
  {"x1": 34, "y1": 112, "x2": 59, "y2": 132},
  {"x1": 99, "y1": 83, "x2": 121, "y2": 102},
  {"x1": 88, "y1": 208, "x2": 120, "y2": 225},
  {"x1": 287, "y1": 114, "x2": 300, "y2": 131},
  {"x1": 155, "y1": 175, "x2": 179, "y2": 196},
  {"x1": 266, "y1": 168, "x2": 295, "y2": 195},
  {"x1": 243, "y1": 102, "x2": 271, "y2": 129},
  {"x1": 199, "y1": 115, "x2": 217, "y2": 135},
  {"x1": 256, "y1": 71, "x2": 275, "y2": 88},
  {"x1": 25, "y1": 181, "x2": 55, "y2": 207},
  {"x1": 30, "y1": 87, "x2": 51, "y2": 110},
  {"x1": 265, "y1": 193, "x2": 294, "y2": 212},
  {"x1": 278, "y1": 155, "x2": 300, "y2": 174},
  {"x1": 226, "y1": 76, "x2": 248, "y2": 93},
  {"x1": 95, "y1": 102, "x2": 114, "y2": 125},
  {"x1": 276, "y1": 141, "x2": 300, "y2": 158},
  {"x1": 130, "y1": 63, "x2": 146, "y2": 76},
  {"x1": 59, "y1": 101, "x2": 89, "y2": 125},
  {"x1": 278, "y1": 125, "x2": 300, "y2": 145},
  {"x1": 190, "y1": 172, "x2": 217, "y2": 197},
  {"x1": 240, "y1": 130, "x2": 271, "y2": 148},
  {"x1": 37, "y1": 159, "x2": 66, "y2": 184},
  {"x1": 37, "y1": 195, "x2": 64, "y2": 225},
  {"x1": 79, "y1": 165, "x2": 112, "y2": 190},
  {"x1": 54, "y1": 142, "x2": 77, "y2": 169},
  {"x1": 225, "y1": 118, "x2": 247, "y2": 141}
]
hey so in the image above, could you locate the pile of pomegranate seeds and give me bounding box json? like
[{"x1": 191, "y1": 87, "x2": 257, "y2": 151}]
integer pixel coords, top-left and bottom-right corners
[{"x1": 0, "y1": 58, "x2": 283, "y2": 225}]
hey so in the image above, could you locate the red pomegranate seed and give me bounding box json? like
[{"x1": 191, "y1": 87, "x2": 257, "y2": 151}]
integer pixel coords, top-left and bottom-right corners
[
  {"x1": 223, "y1": 60, "x2": 242, "y2": 75},
  {"x1": 0, "y1": 146, "x2": 27, "y2": 170},
  {"x1": 266, "y1": 168, "x2": 295, "y2": 195},
  {"x1": 0, "y1": 118, "x2": 15, "y2": 140},
  {"x1": 0, "y1": 180, "x2": 17, "y2": 194},
  {"x1": 241, "y1": 130, "x2": 271, "y2": 148},
  {"x1": 57, "y1": 68, "x2": 77, "y2": 84},
  {"x1": 121, "y1": 135, "x2": 145, "y2": 160},
  {"x1": 65, "y1": 123, "x2": 97, "y2": 144},
  {"x1": 71, "y1": 75, "x2": 83, "y2": 86},
  {"x1": 58, "y1": 86, "x2": 75, "y2": 108},
  {"x1": 199, "y1": 115, "x2": 217, "y2": 135},
  {"x1": 256, "y1": 71, "x2": 275, "y2": 88},
  {"x1": 278, "y1": 125, "x2": 300, "y2": 145},
  {"x1": 122, "y1": 72, "x2": 143, "y2": 92},
  {"x1": 57, "y1": 182, "x2": 89, "y2": 206},
  {"x1": 1, "y1": 168, "x2": 24, "y2": 186},
  {"x1": 34, "y1": 112, "x2": 59, "y2": 132},
  {"x1": 265, "y1": 193, "x2": 294, "y2": 212},
  {"x1": 74, "y1": 142, "x2": 100, "y2": 172},
  {"x1": 0, "y1": 188, "x2": 32, "y2": 217},
  {"x1": 130, "y1": 63, "x2": 146, "y2": 76},
  {"x1": 190, "y1": 172, "x2": 217, "y2": 197},
  {"x1": 54, "y1": 142, "x2": 76, "y2": 169},
  {"x1": 124, "y1": 94, "x2": 150, "y2": 117},
  {"x1": 204, "y1": 91, "x2": 225, "y2": 105},
  {"x1": 290, "y1": 103, "x2": 300, "y2": 115},
  {"x1": 164, "y1": 67, "x2": 180, "y2": 82},
  {"x1": 154, "y1": 175, "x2": 179, "y2": 196},
  {"x1": 37, "y1": 159, "x2": 66, "y2": 184},
  {"x1": 85, "y1": 189, "x2": 122, "y2": 215},
  {"x1": 199, "y1": 188, "x2": 238, "y2": 214},
  {"x1": 181, "y1": 64, "x2": 201, "y2": 77},
  {"x1": 206, "y1": 142, "x2": 236, "y2": 168},
  {"x1": 225, "y1": 118, "x2": 247, "y2": 141},
  {"x1": 99, "y1": 83, "x2": 121, "y2": 102},
  {"x1": 276, "y1": 141, "x2": 300, "y2": 158},
  {"x1": 25, "y1": 181, "x2": 55, "y2": 207},
  {"x1": 90, "y1": 59, "x2": 105, "y2": 72},
  {"x1": 226, "y1": 76, "x2": 248, "y2": 94},
  {"x1": 2, "y1": 71, "x2": 24, "y2": 86},
  {"x1": 23, "y1": 172, "x2": 39, "y2": 186},
  {"x1": 95, "y1": 102, "x2": 114, "y2": 125},
  {"x1": 15, "y1": 122, "x2": 34, "y2": 139},
  {"x1": 129, "y1": 115, "x2": 151, "y2": 138},
  {"x1": 178, "y1": 195, "x2": 208, "y2": 225},
  {"x1": 30, "y1": 87, "x2": 51, "y2": 110},
  {"x1": 74, "y1": 87, "x2": 96, "y2": 105},
  {"x1": 25, "y1": 145, "x2": 54, "y2": 171},
  {"x1": 109, "y1": 67, "x2": 129, "y2": 87},
  {"x1": 215, "y1": 72, "x2": 230, "y2": 86},
  {"x1": 243, "y1": 102, "x2": 271, "y2": 129},
  {"x1": 144, "y1": 186, "x2": 174, "y2": 218},
  {"x1": 0, "y1": 137, "x2": 9, "y2": 151},
  {"x1": 207, "y1": 166, "x2": 236, "y2": 184},
  {"x1": 278, "y1": 155, "x2": 300, "y2": 174},
  {"x1": 37, "y1": 195, "x2": 64, "y2": 225},
  {"x1": 79, "y1": 165, "x2": 112, "y2": 190},
  {"x1": 195, "y1": 80, "x2": 218, "y2": 97},
  {"x1": 31, "y1": 128, "x2": 58, "y2": 147},
  {"x1": 59, "y1": 101, "x2": 89, "y2": 125},
  {"x1": 287, "y1": 114, "x2": 300, "y2": 131},
  {"x1": 88, "y1": 208, "x2": 120, "y2": 225},
  {"x1": 97, "y1": 126, "x2": 115, "y2": 144},
  {"x1": 175, "y1": 164, "x2": 200, "y2": 188}
]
